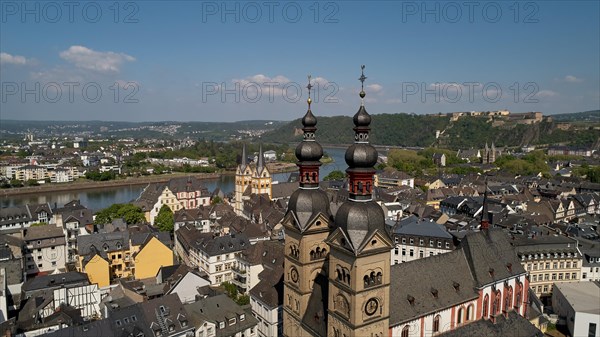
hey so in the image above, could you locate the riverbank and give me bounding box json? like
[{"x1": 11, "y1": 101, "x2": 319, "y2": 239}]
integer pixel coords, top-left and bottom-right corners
[
  {"x1": 1, "y1": 162, "x2": 299, "y2": 197},
  {"x1": 0, "y1": 172, "x2": 220, "y2": 197}
]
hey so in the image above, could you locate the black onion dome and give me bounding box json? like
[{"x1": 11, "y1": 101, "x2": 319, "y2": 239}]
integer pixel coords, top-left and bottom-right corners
[
  {"x1": 296, "y1": 141, "x2": 323, "y2": 162},
  {"x1": 345, "y1": 143, "x2": 378, "y2": 168},
  {"x1": 287, "y1": 188, "x2": 331, "y2": 230},
  {"x1": 353, "y1": 105, "x2": 371, "y2": 127},
  {"x1": 334, "y1": 201, "x2": 385, "y2": 248},
  {"x1": 302, "y1": 109, "x2": 317, "y2": 128}
]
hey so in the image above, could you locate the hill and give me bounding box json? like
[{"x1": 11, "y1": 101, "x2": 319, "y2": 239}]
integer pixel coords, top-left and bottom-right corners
[
  {"x1": 260, "y1": 113, "x2": 599, "y2": 150},
  {"x1": 550, "y1": 110, "x2": 600, "y2": 122}
]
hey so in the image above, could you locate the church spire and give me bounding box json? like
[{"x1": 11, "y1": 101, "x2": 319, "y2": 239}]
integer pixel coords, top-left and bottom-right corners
[
  {"x1": 240, "y1": 143, "x2": 248, "y2": 172},
  {"x1": 257, "y1": 143, "x2": 265, "y2": 175},
  {"x1": 481, "y1": 177, "x2": 490, "y2": 230},
  {"x1": 295, "y1": 75, "x2": 323, "y2": 189}
]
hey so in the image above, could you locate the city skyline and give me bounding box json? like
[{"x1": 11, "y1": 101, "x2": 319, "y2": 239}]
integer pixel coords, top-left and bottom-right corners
[{"x1": 1, "y1": 1, "x2": 599, "y2": 122}]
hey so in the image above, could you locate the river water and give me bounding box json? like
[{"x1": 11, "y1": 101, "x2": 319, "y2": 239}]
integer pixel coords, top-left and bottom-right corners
[{"x1": 1, "y1": 147, "x2": 349, "y2": 211}]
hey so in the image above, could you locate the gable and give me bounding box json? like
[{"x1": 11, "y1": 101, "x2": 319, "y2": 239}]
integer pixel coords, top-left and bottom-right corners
[{"x1": 356, "y1": 229, "x2": 394, "y2": 254}]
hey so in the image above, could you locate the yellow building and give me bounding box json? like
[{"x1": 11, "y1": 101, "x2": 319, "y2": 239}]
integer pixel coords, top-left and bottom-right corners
[
  {"x1": 133, "y1": 236, "x2": 175, "y2": 279},
  {"x1": 81, "y1": 254, "x2": 110, "y2": 288},
  {"x1": 76, "y1": 228, "x2": 175, "y2": 287},
  {"x1": 235, "y1": 144, "x2": 272, "y2": 216}
]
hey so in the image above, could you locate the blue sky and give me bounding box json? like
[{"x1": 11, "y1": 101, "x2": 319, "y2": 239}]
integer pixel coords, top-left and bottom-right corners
[{"x1": 1, "y1": 0, "x2": 599, "y2": 122}]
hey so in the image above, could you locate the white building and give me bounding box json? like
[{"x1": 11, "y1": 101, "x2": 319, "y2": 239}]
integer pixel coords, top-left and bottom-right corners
[
  {"x1": 53, "y1": 284, "x2": 101, "y2": 319},
  {"x1": 174, "y1": 225, "x2": 249, "y2": 285},
  {"x1": 552, "y1": 282, "x2": 600, "y2": 337},
  {"x1": 23, "y1": 225, "x2": 67, "y2": 275},
  {"x1": 388, "y1": 215, "x2": 455, "y2": 265}
]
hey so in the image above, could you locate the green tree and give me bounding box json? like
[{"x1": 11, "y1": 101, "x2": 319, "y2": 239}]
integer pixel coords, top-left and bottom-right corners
[
  {"x1": 155, "y1": 205, "x2": 174, "y2": 232},
  {"x1": 211, "y1": 196, "x2": 223, "y2": 205},
  {"x1": 95, "y1": 203, "x2": 145, "y2": 225},
  {"x1": 30, "y1": 222, "x2": 47, "y2": 227},
  {"x1": 324, "y1": 170, "x2": 345, "y2": 181},
  {"x1": 9, "y1": 179, "x2": 22, "y2": 187},
  {"x1": 26, "y1": 179, "x2": 40, "y2": 186}
]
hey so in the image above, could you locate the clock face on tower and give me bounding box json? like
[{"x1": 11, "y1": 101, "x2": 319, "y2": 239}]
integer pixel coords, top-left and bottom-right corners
[
  {"x1": 365, "y1": 298, "x2": 378, "y2": 316},
  {"x1": 290, "y1": 267, "x2": 299, "y2": 283}
]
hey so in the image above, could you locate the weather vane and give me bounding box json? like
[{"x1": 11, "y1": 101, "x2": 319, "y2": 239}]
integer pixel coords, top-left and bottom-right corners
[
  {"x1": 359, "y1": 65, "x2": 366, "y2": 104},
  {"x1": 307, "y1": 75, "x2": 313, "y2": 107},
  {"x1": 359, "y1": 65, "x2": 367, "y2": 89}
]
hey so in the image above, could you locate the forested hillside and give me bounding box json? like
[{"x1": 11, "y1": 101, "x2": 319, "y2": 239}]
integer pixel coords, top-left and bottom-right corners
[{"x1": 260, "y1": 112, "x2": 599, "y2": 150}]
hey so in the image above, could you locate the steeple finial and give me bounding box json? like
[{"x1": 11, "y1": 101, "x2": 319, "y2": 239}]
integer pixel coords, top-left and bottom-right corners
[
  {"x1": 307, "y1": 75, "x2": 313, "y2": 108},
  {"x1": 359, "y1": 65, "x2": 367, "y2": 105}
]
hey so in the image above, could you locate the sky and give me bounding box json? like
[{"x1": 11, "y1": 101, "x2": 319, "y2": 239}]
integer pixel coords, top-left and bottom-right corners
[{"x1": 1, "y1": 0, "x2": 599, "y2": 122}]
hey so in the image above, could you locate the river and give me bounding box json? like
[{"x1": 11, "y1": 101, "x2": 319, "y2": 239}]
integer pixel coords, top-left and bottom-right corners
[{"x1": 0, "y1": 147, "x2": 349, "y2": 211}]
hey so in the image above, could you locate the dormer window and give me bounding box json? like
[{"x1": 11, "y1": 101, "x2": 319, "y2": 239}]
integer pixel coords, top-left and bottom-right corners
[
  {"x1": 103, "y1": 244, "x2": 109, "y2": 251},
  {"x1": 219, "y1": 322, "x2": 225, "y2": 329},
  {"x1": 229, "y1": 318, "x2": 236, "y2": 325},
  {"x1": 240, "y1": 314, "x2": 245, "y2": 321}
]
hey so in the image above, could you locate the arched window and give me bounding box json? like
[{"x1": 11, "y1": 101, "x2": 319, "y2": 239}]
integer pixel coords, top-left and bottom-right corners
[
  {"x1": 401, "y1": 326, "x2": 410, "y2": 337},
  {"x1": 492, "y1": 291, "x2": 501, "y2": 316},
  {"x1": 433, "y1": 315, "x2": 440, "y2": 332},
  {"x1": 483, "y1": 294, "x2": 489, "y2": 318},
  {"x1": 466, "y1": 304, "x2": 474, "y2": 321},
  {"x1": 505, "y1": 287, "x2": 513, "y2": 311},
  {"x1": 376, "y1": 272, "x2": 382, "y2": 284},
  {"x1": 515, "y1": 283, "x2": 522, "y2": 310},
  {"x1": 364, "y1": 275, "x2": 369, "y2": 287},
  {"x1": 457, "y1": 307, "x2": 464, "y2": 325}
]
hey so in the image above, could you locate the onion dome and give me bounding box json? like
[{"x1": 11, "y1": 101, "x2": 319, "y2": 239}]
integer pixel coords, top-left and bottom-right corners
[
  {"x1": 333, "y1": 65, "x2": 391, "y2": 253},
  {"x1": 285, "y1": 75, "x2": 331, "y2": 231},
  {"x1": 334, "y1": 200, "x2": 385, "y2": 249}
]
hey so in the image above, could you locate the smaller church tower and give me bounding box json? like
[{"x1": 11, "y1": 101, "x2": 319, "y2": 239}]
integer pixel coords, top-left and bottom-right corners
[
  {"x1": 282, "y1": 76, "x2": 333, "y2": 337},
  {"x1": 326, "y1": 66, "x2": 393, "y2": 337},
  {"x1": 235, "y1": 144, "x2": 252, "y2": 215},
  {"x1": 251, "y1": 144, "x2": 272, "y2": 199}
]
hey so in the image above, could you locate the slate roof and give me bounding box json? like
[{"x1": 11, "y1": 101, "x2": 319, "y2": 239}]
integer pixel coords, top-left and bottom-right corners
[
  {"x1": 0, "y1": 203, "x2": 51, "y2": 227},
  {"x1": 176, "y1": 224, "x2": 249, "y2": 257},
  {"x1": 21, "y1": 271, "x2": 89, "y2": 293},
  {"x1": 77, "y1": 231, "x2": 130, "y2": 259},
  {"x1": 272, "y1": 181, "x2": 299, "y2": 199},
  {"x1": 460, "y1": 229, "x2": 526, "y2": 287},
  {"x1": 389, "y1": 249, "x2": 477, "y2": 325},
  {"x1": 389, "y1": 229, "x2": 526, "y2": 325},
  {"x1": 391, "y1": 215, "x2": 453, "y2": 239},
  {"x1": 24, "y1": 225, "x2": 64, "y2": 242},
  {"x1": 437, "y1": 311, "x2": 543, "y2": 337},
  {"x1": 184, "y1": 294, "x2": 258, "y2": 337}
]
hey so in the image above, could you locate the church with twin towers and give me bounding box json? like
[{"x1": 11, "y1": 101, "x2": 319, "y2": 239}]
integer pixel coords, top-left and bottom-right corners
[{"x1": 272, "y1": 67, "x2": 537, "y2": 337}]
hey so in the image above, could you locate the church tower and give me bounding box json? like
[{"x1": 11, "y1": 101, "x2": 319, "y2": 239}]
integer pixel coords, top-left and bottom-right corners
[
  {"x1": 282, "y1": 76, "x2": 333, "y2": 337},
  {"x1": 251, "y1": 144, "x2": 272, "y2": 199},
  {"x1": 235, "y1": 144, "x2": 252, "y2": 215},
  {"x1": 326, "y1": 66, "x2": 393, "y2": 337}
]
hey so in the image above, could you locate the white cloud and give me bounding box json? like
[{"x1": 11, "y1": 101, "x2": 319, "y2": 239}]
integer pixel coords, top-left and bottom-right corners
[
  {"x1": 59, "y1": 46, "x2": 135, "y2": 73},
  {"x1": 367, "y1": 83, "x2": 383, "y2": 93},
  {"x1": 0, "y1": 52, "x2": 30, "y2": 65},
  {"x1": 564, "y1": 75, "x2": 583, "y2": 83},
  {"x1": 537, "y1": 90, "x2": 558, "y2": 98}
]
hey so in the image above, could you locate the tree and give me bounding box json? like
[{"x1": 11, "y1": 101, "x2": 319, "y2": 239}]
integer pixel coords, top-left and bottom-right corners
[
  {"x1": 95, "y1": 203, "x2": 145, "y2": 225},
  {"x1": 211, "y1": 196, "x2": 222, "y2": 205},
  {"x1": 30, "y1": 222, "x2": 47, "y2": 227},
  {"x1": 155, "y1": 205, "x2": 174, "y2": 232},
  {"x1": 324, "y1": 170, "x2": 345, "y2": 181}
]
